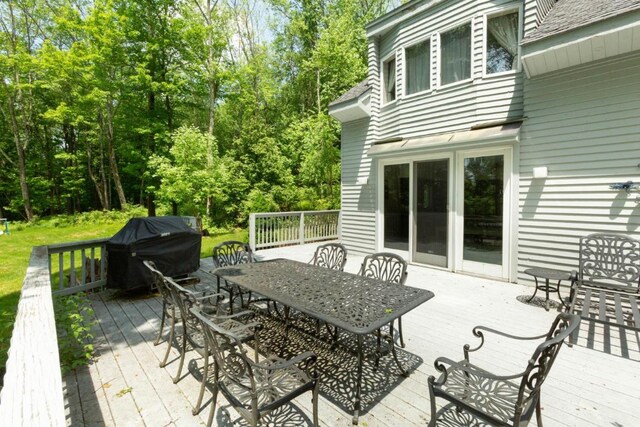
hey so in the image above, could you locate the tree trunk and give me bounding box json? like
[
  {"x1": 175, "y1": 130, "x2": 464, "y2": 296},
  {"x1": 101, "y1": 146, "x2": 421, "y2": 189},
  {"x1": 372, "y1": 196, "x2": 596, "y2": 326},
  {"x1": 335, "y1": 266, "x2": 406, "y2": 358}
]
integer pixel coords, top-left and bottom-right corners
[
  {"x1": 87, "y1": 141, "x2": 109, "y2": 210},
  {"x1": 5, "y1": 88, "x2": 33, "y2": 221},
  {"x1": 102, "y1": 102, "x2": 127, "y2": 209}
]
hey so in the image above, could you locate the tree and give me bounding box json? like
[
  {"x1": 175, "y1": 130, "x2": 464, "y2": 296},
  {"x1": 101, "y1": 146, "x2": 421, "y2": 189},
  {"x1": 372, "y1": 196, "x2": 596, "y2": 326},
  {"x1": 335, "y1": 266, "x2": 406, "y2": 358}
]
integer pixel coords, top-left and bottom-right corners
[{"x1": 150, "y1": 126, "x2": 227, "y2": 217}]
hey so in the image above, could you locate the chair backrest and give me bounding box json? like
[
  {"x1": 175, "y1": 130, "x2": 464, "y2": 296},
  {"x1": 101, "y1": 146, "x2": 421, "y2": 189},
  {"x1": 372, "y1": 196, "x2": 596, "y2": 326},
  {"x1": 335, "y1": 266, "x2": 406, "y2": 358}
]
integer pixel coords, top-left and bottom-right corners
[
  {"x1": 144, "y1": 260, "x2": 173, "y2": 303},
  {"x1": 190, "y1": 306, "x2": 256, "y2": 392},
  {"x1": 358, "y1": 252, "x2": 408, "y2": 285},
  {"x1": 212, "y1": 240, "x2": 254, "y2": 268},
  {"x1": 520, "y1": 313, "x2": 580, "y2": 400},
  {"x1": 578, "y1": 233, "x2": 640, "y2": 291},
  {"x1": 309, "y1": 243, "x2": 347, "y2": 271}
]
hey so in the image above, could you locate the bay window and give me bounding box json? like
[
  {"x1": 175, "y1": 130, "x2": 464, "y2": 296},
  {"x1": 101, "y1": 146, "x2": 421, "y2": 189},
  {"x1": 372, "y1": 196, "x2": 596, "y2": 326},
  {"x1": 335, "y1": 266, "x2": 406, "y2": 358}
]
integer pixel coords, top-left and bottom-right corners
[
  {"x1": 486, "y1": 10, "x2": 520, "y2": 74},
  {"x1": 440, "y1": 23, "x2": 471, "y2": 85}
]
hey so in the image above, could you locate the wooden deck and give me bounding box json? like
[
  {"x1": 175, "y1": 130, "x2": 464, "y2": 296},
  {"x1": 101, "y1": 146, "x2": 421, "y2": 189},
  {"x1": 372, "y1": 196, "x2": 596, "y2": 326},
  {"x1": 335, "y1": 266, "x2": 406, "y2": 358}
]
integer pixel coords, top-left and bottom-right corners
[{"x1": 63, "y1": 244, "x2": 640, "y2": 426}]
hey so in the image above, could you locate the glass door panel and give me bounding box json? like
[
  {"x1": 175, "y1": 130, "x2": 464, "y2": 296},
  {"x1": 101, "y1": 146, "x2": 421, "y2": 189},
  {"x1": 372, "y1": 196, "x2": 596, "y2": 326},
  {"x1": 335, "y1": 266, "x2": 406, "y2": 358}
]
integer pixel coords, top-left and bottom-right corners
[
  {"x1": 414, "y1": 159, "x2": 449, "y2": 267},
  {"x1": 463, "y1": 155, "x2": 504, "y2": 267},
  {"x1": 384, "y1": 164, "x2": 409, "y2": 251}
]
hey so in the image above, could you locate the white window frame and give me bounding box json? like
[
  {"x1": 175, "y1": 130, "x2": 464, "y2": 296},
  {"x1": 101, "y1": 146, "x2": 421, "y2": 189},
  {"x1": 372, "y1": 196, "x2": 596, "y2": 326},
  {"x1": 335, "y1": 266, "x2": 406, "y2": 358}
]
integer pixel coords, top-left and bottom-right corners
[
  {"x1": 437, "y1": 20, "x2": 474, "y2": 89},
  {"x1": 403, "y1": 36, "x2": 433, "y2": 99},
  {"x1": 380, "y1": 52, "x2": 397, "y2": 106},
  {"x1": 482, "y1": 4, "x2": 523, "y2": 78}
]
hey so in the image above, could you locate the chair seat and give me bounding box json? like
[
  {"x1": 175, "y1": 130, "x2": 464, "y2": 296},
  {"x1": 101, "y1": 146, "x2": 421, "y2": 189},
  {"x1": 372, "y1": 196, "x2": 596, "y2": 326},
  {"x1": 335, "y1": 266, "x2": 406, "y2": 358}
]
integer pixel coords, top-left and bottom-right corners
[
  {"x1": 435, "y1": 361, "x2": 522, "y2": 425},
  {"x1": 189, "y1": 317, "x2": 255, "y2": 353},
  {"x1": 220, "y1": 354, "x2": 315, "y2": 412}
]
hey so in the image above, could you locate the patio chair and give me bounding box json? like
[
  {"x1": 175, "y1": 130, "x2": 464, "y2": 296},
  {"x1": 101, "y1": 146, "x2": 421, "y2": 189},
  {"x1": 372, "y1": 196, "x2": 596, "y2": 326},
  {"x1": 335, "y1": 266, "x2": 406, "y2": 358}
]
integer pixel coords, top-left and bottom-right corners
[
  {"x1": 144, "y1": 260, "x2": 204, "y2": 359},
  {"x1": 147, "y1": 263, "x2": 261, "y2": 416},
  {"x1": 427, "y1": 312, "x2": 580, "y2": 427},
  {"x1": 212, "y1": 240, "x2": 255, "y2": 313},
  {"x1": 190, "y1": 306, "x2": 321, "y2": 427},
  {"x1": 568, "y1": 233, "x2": 640, "y2": 343},
  {"x1": 358, "y1": 252, "x2": 409, "y2": 348},
  {"x1": 309, "y1": 242, "x2": 347, "y2": 271}
]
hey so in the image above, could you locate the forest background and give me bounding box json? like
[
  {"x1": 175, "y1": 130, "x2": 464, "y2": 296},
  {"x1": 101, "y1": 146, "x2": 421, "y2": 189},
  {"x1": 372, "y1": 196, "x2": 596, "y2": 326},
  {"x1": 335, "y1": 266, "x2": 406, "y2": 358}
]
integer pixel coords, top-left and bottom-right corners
[{"x1": 0, "y1": 0, "x2": 395, "y2": 226}]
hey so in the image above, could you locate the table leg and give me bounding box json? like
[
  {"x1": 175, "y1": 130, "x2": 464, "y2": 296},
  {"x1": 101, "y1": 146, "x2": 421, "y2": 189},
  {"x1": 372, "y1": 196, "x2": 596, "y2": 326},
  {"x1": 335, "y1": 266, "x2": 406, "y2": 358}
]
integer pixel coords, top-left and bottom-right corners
[
  {"x1": 527, "y1": 276, "x2": 540, "y2": 302},
  {"x1": 352, "y1": 334, "x2": 363, "y2": 425},
  {"x1": 544, "y1": 278, "x2": 551, "y2": 311},
  {"x1": 388, "y1": 321, "x2": 408, "y2": 377}
]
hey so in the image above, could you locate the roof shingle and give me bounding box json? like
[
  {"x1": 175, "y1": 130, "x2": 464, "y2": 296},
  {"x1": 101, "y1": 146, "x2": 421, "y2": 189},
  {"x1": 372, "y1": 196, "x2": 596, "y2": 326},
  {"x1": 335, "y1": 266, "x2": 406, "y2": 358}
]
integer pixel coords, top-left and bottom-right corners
[
  {"x1": 328, "y1": 79, "x2": 371, "y2": 107},
  {"x1": 523, "y1": 0, "x2": 640, "y2": 45}
]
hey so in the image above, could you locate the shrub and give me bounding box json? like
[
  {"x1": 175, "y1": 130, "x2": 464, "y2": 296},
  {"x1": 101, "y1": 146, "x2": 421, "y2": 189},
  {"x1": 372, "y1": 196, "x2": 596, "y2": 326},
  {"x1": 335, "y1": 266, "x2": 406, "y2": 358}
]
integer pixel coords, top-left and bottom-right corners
[{"x1": 54, "y1": 293, "x2": 97, "y2": 373}]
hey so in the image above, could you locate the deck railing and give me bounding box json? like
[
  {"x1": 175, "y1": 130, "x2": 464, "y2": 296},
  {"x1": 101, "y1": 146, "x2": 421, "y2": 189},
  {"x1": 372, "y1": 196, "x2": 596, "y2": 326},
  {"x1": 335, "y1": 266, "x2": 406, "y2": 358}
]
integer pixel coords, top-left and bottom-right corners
[
  {"x1": 249, "y1": 210, "x2": 341, "y2": 251},
  {"x1": 0, "y1": 246, "x2": 65, "y2": 425},
  {"x1": 1, "y1": 238, "x2": 111, "y2": 425},
  {"x1": 48, "y1": 238, "x2": 108, "y2": 296}
]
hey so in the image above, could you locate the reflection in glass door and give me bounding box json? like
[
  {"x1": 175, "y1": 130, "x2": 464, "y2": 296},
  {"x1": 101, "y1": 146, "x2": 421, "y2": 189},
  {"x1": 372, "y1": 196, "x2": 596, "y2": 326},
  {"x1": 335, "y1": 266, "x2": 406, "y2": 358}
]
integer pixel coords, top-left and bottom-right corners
[
  {"x1": 384, "y1": 164, "x2": 409, "y2": 251},
  {"x1": 414, "y1": 159, "x2": 449, "y2": 267},
  {"x1": 462, "y1": 154, "x2": 504, "y2": 271}
]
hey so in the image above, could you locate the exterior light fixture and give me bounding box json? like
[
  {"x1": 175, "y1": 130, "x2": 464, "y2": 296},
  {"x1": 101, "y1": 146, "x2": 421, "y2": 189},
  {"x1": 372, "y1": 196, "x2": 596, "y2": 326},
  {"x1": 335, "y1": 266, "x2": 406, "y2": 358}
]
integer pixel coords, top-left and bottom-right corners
[{"x1": 532, "y1": 166, "x2": 548, "y2": 179}]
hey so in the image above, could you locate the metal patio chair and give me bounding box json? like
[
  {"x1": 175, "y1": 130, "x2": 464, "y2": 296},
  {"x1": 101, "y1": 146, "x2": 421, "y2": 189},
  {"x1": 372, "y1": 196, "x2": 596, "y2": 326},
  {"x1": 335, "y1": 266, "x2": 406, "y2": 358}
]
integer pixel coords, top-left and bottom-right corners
[
  {"x1": 146, "y1": 262, "x2": 261, "y2": 418},
  {"x1": 144, "y1": 260, "x2": 204, "y2": 358},
  {"x1": 191, "y1": 306, "x2": 321, "y2": 427},
  {"x1": 427, "y1": 312, "x2": 580, "y2": 427},
  {"x1": 212, "y1": 240, "x2": 255, "y2": 313},
  {"x1": 568, "y1": 233, "x2": 640, "y2": 343},
  {"x1": 358, "y1": 252, "x2": 409, "y2": 348},
  {"x1": 309, "y1": 242, "x2": 347, "y2": 271}
]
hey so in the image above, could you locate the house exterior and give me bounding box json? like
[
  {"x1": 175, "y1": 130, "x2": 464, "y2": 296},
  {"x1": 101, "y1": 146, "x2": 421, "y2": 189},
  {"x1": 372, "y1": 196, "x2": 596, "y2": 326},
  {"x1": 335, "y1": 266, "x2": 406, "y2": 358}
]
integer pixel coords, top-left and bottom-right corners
[{"x1": 328, "y1": 0, "x2": 640, "y2": 283}]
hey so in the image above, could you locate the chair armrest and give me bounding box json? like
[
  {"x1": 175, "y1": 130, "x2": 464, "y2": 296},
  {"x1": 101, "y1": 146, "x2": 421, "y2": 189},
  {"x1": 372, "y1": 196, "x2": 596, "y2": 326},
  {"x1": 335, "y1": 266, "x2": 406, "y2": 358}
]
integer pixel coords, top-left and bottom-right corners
[
  {"x1": 429, "y1": 356, "x2": 527, "y2": 388},
  {"x1": 213, "y1": 309, "x2": 256, "y2": 321},
  {"x1": 464, "y1": 326, "x2": 547, "y2": 359},
  {"x1": 255, "y1": 351, "x2": 318, "y2": 374}
]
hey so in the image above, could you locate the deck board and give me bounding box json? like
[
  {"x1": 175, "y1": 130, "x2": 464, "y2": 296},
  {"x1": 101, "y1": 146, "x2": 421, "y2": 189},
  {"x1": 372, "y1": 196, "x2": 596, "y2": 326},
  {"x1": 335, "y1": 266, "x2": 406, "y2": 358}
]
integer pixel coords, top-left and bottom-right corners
[{"x1": 63, "y1": 243, "x2": 640, "y2": 426}]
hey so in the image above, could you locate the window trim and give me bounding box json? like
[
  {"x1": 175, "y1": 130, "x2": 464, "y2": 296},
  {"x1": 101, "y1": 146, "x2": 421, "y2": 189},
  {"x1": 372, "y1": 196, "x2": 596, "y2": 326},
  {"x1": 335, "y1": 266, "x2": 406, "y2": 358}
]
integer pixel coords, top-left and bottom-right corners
[
  {"x1": 380, "y1": 52, "x2": 398, "y2": 106},
  {"x1": 482, "y1": 4, "x2": 523, "y2": 78},
  {"x1": 437, "y1": 20, "x2": 474, "y2": 89},
  {"x1": 403, "y1": 36, "x2": 433, "y2": 99}
]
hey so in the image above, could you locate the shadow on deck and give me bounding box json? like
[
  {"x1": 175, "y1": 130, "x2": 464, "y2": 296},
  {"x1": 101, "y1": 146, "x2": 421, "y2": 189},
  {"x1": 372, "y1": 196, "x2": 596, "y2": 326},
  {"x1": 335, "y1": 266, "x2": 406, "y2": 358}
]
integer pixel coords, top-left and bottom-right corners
[{"x1": 62, "y1": 244, "x2": 640, "y2": 426}]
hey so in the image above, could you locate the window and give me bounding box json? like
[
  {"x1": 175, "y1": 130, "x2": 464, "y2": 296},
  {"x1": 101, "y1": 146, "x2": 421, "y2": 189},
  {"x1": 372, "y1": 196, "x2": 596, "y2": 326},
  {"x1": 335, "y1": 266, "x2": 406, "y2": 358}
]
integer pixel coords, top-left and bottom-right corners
[
  {"x1": 440, "y1": 23, "x2": 471, "y2": 85},
  {"x1": 405, "y1": 40, "x2": 430, "y2": 95},
  {"x1": 486, "y1": 11, "x2": 519, "y2": 74},
  {"x1": 383, "y1": 56, "x2": 396, "y2": 103}
]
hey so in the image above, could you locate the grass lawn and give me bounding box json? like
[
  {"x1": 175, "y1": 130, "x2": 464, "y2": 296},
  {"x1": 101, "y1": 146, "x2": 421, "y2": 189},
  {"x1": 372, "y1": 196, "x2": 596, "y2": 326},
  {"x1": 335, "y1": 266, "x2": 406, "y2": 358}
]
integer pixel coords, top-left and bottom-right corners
[{"x1": 0, "y1": 217, "x2": 247, "y2": 373}]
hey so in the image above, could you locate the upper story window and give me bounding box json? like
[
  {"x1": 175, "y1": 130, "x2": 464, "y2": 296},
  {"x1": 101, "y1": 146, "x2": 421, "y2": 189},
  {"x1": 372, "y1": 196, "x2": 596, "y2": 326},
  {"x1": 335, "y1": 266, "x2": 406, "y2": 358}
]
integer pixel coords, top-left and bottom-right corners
[
  {"x1": 405, "y1": 40, "x2": 430, "y2": 95},
  {"x1": 440, "y1": 23, "x2": 471, "y2": 86},
  {"x1": 383, "y1": 56, "x2": 397, "y2": 103},
  {"x1": 486, "y1": 10, "x2": 520, "y2": 74}
]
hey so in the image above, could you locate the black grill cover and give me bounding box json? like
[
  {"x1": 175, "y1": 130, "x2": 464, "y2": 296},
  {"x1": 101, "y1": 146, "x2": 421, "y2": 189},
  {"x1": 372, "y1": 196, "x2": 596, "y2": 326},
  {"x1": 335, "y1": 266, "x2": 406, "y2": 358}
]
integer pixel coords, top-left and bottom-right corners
[{"x1": 106, "y1": 216, "x2": 201, "y2": 291}]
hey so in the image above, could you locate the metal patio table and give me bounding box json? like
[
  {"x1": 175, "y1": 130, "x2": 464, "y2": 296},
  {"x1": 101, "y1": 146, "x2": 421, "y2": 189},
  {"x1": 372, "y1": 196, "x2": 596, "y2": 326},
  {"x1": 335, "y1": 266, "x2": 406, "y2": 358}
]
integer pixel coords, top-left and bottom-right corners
[{"x1": 206, "y1": 258, "x2": 434, "y2": 424}]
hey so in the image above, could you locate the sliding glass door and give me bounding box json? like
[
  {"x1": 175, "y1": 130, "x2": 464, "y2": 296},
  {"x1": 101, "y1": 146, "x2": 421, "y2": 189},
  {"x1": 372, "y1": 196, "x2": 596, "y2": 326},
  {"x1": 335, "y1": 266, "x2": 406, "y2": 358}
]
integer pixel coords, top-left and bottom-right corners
[
  {"x1": 413, "y1": 159, "x2": 449, "y2": 267},
  {"x1": 383, "y1": 164, "x2": 409, "y2": 251},
  {"x1": 379, "y1": 147, "x2": 511, "y2": 279},
  {"x1": 457, "y1": 149, "x2": 511, "y2": 278}
]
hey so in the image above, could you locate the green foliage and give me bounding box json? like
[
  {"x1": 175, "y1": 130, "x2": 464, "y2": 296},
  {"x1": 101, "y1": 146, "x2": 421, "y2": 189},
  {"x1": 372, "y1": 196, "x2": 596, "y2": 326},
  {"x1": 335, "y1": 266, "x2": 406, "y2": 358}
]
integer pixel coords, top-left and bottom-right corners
[
  {"x1": 0, "y1": 0, "x2": 393, "y2": 223},
  {"x1": 54, "y1": 293, "x2": 96, "y2": 373},
  {"x1": 150, "y1": 126, "x2": 226, "y2": 217}
]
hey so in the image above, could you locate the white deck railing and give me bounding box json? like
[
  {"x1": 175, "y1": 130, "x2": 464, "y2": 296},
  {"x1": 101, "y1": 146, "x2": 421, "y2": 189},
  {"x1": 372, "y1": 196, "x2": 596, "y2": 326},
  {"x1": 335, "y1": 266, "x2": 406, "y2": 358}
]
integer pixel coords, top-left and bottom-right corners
[{"x1": 249, "y1": 210, "x2": 341, "y2": 251}]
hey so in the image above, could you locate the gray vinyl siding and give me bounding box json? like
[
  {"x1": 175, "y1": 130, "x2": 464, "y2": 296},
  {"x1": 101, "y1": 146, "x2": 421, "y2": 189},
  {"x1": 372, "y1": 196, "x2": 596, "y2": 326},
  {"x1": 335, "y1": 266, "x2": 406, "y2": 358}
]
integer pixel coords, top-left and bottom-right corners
[
  {"x1": 373, "y1": 0, "x2": 526, "y2": 141},
  {"x1": 341, "y1": 119, "x2": 377, "y2": 255},
  {"x1": 518, "y1": 51, "x2": 640, "y2": 285}
]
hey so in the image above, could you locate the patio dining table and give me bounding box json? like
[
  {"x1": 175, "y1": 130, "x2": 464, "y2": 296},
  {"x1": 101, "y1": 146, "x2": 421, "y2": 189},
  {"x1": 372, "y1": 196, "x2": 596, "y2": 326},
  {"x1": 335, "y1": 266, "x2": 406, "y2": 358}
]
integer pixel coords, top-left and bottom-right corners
[{"x1": 206, "y1": 258, "x2": 435, "y2": 424}]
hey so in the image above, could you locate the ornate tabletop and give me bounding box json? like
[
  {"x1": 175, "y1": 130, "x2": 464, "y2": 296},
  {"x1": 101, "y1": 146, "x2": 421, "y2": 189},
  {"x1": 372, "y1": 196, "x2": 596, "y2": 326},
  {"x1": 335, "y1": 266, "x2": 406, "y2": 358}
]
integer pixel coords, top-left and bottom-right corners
[{"x1": 209, "y1": 258, "x2": 434, "y2": 335}]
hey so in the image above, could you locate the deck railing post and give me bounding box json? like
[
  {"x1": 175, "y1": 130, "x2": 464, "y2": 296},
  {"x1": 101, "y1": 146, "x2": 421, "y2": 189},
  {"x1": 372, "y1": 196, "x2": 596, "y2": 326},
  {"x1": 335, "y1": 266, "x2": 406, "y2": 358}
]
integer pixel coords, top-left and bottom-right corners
[
  {"x1": 249, "y1": 213, "x2": 256, "y2": 251},
  {"x1": 299, "y1": 212, "x2": 305, "y2": 245}
]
